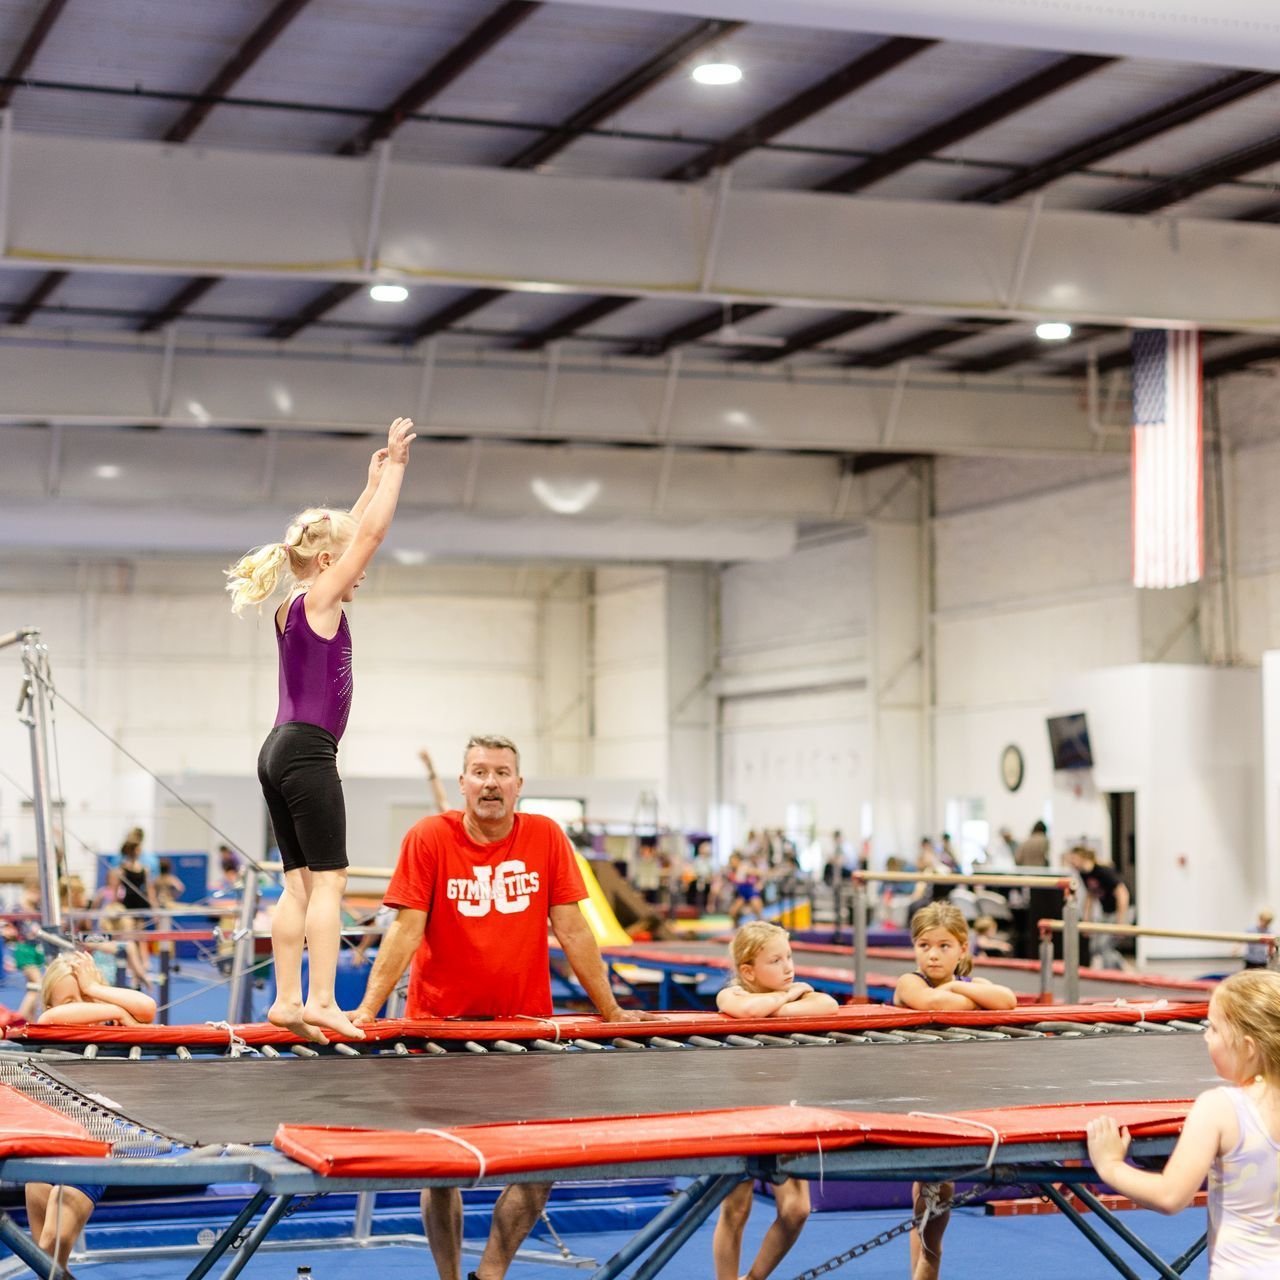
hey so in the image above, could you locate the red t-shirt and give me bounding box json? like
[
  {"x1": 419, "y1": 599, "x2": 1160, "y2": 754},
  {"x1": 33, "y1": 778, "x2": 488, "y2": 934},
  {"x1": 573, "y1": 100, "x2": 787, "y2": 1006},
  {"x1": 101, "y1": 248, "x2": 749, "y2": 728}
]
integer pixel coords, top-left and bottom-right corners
[{"x1": 384, "y1": 810, "x2": 587, "y2": 1018}]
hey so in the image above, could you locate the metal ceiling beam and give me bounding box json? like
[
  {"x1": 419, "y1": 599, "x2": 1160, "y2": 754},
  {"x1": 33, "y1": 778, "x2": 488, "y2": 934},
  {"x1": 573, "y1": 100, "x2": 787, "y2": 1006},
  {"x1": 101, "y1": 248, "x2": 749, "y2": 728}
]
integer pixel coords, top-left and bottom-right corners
[
  {"x1": 818, "y1": 53, "x2": 1115, "y2": 195},
  {"x1": 1204, "y1": 341, "x2": 1280, "y2": 379},
  {"x1": 270, "y1": 2, "x2": 541, "y2": 341},
  {"x1": 447, "y1": 18, "x2": 746, "y2": 351},
  {"x1": 0, "y1": 0, "x2": 71, "y2": 324},
  {"x1": 965, "y1": 69, "x2": 1280, "y2": 205},
  {"x1": 1105, "y1": 129, "x2": 1280, "y2": 215},
  {"x1": 846, "y1": 67, "x2": 1280, "y2": 369},
  {"x1": 733, "y1": 310, "x2": 891, "y2": 364},
  {"x1": 843, "y1": 321, "x2": 1005, "y2": 369},
  {"x1": 338, "y1": 2, "x2": 541, "y2": 158},
  {"x1": 5, "y1": 270, "x2": 68, "y2": 325},
  {"x1": 265, "y1": 282, "x2": 364, "y2": 341},
  {"x1": 162, "y1": 0, "x2": 312, "y2": 143},
  {"x1": 625, "y1": 304, "x2": 770, "y2": 358},
  {"x1": 666, "y1": 36, "x2": 935, "y2": 183},
  {"x1": 403, "y1": 289, "x2": 507, "y2": 342},
  {"x1": 945, "y1": 326, "x2": 1111, "y2": 374},
  {"x1": 0, "y1": 0, "x2": 68, "y2": 108},
  {"x1": 136, "y1": 277, "x2": 222, "y2": 334},
  {"x1": 503, "y1": 18, "x2": 742, "y2": 171}
]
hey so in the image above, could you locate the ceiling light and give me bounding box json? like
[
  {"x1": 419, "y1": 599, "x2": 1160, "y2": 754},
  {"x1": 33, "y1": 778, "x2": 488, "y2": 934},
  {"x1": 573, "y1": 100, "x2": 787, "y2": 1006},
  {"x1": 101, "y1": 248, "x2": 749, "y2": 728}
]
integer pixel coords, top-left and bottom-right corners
[
  {"x1": 370, "y1": 284, "x2": 409, "y2": 303},
  {"x1": 271, "y1": 385, "x2": 294, "y2": 414},
  {"x1": 692, "y1": 62, "x2": 742, "y2": 86},
  {"x1": 94, "y1": 464, "x2": 121, "y2": 479},
  {"x1": 1036, "y1": 322, "x2": 1073, "y2": 341},
  {"x1": 531, "y1": 478, "x2": 601, "y2": 516},
  {"x1": 186, "y1": 400, "x2": 212, "y2": 425}
]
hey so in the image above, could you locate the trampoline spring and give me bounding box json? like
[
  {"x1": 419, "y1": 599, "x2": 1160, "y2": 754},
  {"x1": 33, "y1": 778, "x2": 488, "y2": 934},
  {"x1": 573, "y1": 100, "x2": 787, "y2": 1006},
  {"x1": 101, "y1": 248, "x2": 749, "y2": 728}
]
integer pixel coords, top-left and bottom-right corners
[
  {"x1": 127, "y1": 1046, "x2": 142, "y2": 1060},
  {"x1": 333, "y1": 1042, "x2": 361, "y2": 1057},
  {"x1": 425, "y1": 1041, "x2": 449, "y2": 1055},
  {"x1": 611, "y1": 1038, "x2": 647, "y2": 1050},
  {"x1": 176, "y1": 1045, "x2": 193, "y2": 1060},
  {"x1": 928, "y1": 1030, "x2": 977, "y2": 1042},
  {"x1": 393, "y1": 1042, "x2": 411, "y2": 1056},
  {"x1": 859, "y1": 1031, "x2": 908, "y2": 1043},
  {"x1": 492, "y1": 1041, "x2": 528, "y2": 1054},
  {"x1": 646, "y1": 1037, "x2": 689, "y2": 1050},
  {"x1": 724, "y1": 1034, "x2": 763, "y2": 1048},
  {"x1": 82, "y1": 1044, "x2": 98, "y2": 1059},
  {"x1": 826, "y1": 1031, "x2": 871, "y2": 1044},
  {"x1": 291, "y1": 1044, "x2": 320, "y2": 1058},
  {"x1": 891, "y1": 1030, "x2": 944, "y2": 1042},
  {"x1": 686, "y1": 1035, "x2": 725, "y2": 1048},
  {"x1": 1029, "y1": 1023, "x2": 1085, "y2": 1037},
  {"x1": 752, "y1": 1034, "x2": 795, "y2": 1047},
  {"x1": 463, "y1": 1041, "x2": 489, "y2": 1054},
  {"x1": 1167, "y1": 1020, "x2": 1208, "y2": 1033},
  {"x1": 1089, "y1": 1022, "x2": 1141, "y2": 1035},
  {"x1": 1132, "y1": 1020, "x2": 1176, "y2": 1033},
  {"x1": 261, "y1": 1044, "x2": 281, "y2": 1058},
  {"x1": 531, "y1": 1039, "x2": 568, "y2": 1052},
  {"x1": 571, "y1": 1039, "x2": 606, "y2": 1051},
  {"x1": 787, "y1": 1034, "x2": 835, "y2": 1046},
  {"x1": 992, "y1": 1026, "x2": 1045, "y2": 1038}
]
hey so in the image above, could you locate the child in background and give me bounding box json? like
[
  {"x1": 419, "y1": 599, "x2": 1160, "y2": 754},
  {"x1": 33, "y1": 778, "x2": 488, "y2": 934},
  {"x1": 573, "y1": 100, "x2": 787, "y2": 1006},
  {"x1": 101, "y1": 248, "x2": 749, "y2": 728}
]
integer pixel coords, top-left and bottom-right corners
[
  {"x1": 970, "y1": 914, "x2": 1013, "y2": 957},
  {"x1": 225, "y1": 416, "x2": 415, "y2": 1044},
  {"x1": 894, "y1": 904, "x2": 1017, "y2": 1280},
  {"x1": 1242, "y1": 908, "x2": 1274, "y2": 970},
  {"x1": 1087, "y1": 969, "x2": 1280, "y2": 1277},
  {"x1": 714, "y1": 922, "x2": 838, "y2": 1280},
  {"x1": 27, "y1": 951, "x2": 156, "y2": 1272},
  {"x1": 11, "y1": 878, "x2": 45, "y2": 1021}
]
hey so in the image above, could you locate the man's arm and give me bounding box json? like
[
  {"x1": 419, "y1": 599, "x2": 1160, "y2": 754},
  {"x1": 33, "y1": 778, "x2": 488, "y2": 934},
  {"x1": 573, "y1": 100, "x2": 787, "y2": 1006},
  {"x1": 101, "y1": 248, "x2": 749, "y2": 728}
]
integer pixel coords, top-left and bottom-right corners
[
  {"x1": 549, "y1": 902, "x2": 662, "y2": 1022},
  {"x1": 351, "y1": 907, "x2": 426, "y2": 1023}
]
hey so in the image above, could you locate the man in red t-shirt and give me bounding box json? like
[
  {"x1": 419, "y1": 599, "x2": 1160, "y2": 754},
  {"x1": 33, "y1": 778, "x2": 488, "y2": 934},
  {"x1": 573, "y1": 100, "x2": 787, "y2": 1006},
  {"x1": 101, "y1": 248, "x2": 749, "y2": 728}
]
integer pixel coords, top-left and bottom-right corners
[{"x1": 351, "y1": 733, "x2": 653, "y2": 1280}]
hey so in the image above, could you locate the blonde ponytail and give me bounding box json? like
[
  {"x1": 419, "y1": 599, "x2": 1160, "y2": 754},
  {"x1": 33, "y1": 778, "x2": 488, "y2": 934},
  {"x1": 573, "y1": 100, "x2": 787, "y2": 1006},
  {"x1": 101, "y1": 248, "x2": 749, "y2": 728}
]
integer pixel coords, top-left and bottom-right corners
[
  {"x1": 225, "y1": 542, "x2": 290, "y2": 615},
  {"x1": 225, "y1": 507, "x2": 358, "y2": 615}
]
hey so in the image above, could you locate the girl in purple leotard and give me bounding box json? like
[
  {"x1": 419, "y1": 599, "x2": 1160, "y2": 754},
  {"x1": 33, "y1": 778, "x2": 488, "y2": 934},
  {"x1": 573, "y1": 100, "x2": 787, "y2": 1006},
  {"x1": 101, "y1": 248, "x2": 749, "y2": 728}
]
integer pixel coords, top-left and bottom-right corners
[{"x1": 225, "y1": 416, "x2": 415, "y2": 1045}]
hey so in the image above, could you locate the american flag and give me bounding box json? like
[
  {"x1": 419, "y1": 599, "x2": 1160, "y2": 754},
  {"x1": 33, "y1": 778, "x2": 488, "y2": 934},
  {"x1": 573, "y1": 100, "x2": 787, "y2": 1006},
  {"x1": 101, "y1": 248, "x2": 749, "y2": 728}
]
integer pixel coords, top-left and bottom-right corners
[{"x1": 1131, "y1": 328, "x2": 1203, "y2": 589}]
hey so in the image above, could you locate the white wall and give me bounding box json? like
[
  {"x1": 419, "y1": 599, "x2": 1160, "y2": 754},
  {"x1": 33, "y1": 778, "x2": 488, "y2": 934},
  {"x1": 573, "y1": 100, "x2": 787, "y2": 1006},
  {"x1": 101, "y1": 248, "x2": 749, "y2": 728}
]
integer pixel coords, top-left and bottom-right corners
[
  {"x1": 1051, "y1": 665, "x2": 1263, "y2": 959},
  {"x1": 716, "y1": 534, "x2": 872, "y2": 848}
]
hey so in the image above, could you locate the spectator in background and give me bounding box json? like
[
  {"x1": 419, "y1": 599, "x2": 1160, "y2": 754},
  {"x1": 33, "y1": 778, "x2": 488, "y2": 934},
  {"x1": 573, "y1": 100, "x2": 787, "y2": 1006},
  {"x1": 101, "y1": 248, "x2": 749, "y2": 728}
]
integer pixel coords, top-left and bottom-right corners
[
  {"x1": 1243, "y1": 908, "x2": 1275, "y2": 970},
  {"x1": 938, "y1": 833, "x2": 960, "y2": 872},
  {"x1": 1015, "y1": 820, "x2": 1050, "y2": 868},
  {"x1": 1066, "y1": 845, "x2": 1130, "y2": 969}
]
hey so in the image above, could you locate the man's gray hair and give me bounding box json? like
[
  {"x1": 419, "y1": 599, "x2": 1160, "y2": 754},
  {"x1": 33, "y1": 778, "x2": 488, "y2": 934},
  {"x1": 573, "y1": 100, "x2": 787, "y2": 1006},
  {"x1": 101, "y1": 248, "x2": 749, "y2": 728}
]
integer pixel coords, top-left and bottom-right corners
[{"x1": 463, "y1": 734, "x2": 521, "y2": 773}]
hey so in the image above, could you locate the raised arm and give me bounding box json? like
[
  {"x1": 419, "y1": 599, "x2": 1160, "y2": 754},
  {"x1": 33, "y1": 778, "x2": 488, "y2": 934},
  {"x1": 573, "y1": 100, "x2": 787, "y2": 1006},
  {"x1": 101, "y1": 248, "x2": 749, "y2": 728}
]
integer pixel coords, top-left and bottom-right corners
[
  {"x1": 351, "y1": 447, "x2": 388, "y2": 521},
  {"x1": 419, "y1": 749, "x2": 448, "y2": 813},
  {"x1": 351, "y1": 907, "x2": 425, "y2": 1023},
  {"x1": 309, "y1": 417, "x2": 416, "y2": 610}
]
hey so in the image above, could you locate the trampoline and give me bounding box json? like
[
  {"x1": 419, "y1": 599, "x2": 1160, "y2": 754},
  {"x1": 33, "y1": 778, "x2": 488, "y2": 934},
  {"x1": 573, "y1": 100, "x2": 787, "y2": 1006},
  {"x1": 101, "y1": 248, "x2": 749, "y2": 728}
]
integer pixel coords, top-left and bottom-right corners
[{"x1": 0, "y1": 1003, "x2": 1212, "y2": 1280}]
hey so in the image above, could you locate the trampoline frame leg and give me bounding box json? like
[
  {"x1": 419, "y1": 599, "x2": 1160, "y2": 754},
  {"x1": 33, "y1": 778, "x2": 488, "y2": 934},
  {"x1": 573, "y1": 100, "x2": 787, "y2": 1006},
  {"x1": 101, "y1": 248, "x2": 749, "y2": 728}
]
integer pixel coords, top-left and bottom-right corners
[
  {"x1": 217, "y1": 1192, "x2": 293, "y2": 1279},
  {"x1": 0, "y1": 1211, "x2": 64, "y2": 1277},
  {"x1": 1040, "y1": 1183, "x2": 1143, "y2": 1280},
  {"x1": 1068, "y1": 1185, "x2": 1184, "y2": 1280},
  {"x1": 1170, "y1": 1230, "x2": 1208, "y2": 1273},
  {"x1": 592, "y1": 1173, "x2": 737, "y2": 1280},
  {"x1": 629, "y1": 1174, "x2": 743, "y2": 1280},
  {"x1": 185, "y1": 1188, "x2": 270, "y2": 1280}
]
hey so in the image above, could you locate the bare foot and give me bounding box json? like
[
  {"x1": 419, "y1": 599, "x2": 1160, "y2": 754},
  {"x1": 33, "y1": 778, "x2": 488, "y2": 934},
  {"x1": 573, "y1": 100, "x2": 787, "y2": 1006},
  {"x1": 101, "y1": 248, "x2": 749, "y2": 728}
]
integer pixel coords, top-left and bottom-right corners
[
  {"x1": 302, "y1": 999, "x2": 367, "y2": 1040},
  {"x1": 267, "y1": 1000, "x2": 329, "y2": 1045}
]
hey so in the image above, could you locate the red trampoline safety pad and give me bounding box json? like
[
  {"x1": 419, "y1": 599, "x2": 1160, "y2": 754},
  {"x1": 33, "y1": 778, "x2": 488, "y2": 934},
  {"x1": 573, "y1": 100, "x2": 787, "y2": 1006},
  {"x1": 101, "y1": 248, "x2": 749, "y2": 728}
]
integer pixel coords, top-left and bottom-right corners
[
  {"x1": 0, "y1": 1084, "x2": 109, "y2": 1158},
  {"x1": 274, "y1": 1098, "x2": 1192, "y2": 1180},
  {"x1": 6, "y1": 999, "x2": 1206, "y2": 1047}
]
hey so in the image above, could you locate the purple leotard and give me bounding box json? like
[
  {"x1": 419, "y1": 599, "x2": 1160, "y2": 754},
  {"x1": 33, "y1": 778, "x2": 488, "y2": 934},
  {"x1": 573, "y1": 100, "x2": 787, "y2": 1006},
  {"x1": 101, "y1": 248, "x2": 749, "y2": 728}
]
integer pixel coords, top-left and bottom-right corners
[{"x1": 273, "y1": 593, "x2": 352, "y2": 741}]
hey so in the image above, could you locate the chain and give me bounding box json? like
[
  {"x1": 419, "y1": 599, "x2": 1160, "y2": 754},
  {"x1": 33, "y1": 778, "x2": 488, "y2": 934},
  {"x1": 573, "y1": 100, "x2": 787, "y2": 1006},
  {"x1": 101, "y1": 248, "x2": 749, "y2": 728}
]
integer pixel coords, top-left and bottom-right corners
[
  {"x1": 785, "y1": 1181, "x2": 1046, "y2": 1280},
  {"x1": 231, "y1": 1192, "x2": 328, "y2": 1250}
]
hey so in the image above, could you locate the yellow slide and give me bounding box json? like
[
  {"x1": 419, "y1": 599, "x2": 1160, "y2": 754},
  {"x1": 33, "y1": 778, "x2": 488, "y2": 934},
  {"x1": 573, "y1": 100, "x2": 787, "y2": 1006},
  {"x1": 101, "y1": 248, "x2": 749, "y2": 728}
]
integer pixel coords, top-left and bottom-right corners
[{"x1": 575, "y1": 852, "x2": 633, "y2": 947}]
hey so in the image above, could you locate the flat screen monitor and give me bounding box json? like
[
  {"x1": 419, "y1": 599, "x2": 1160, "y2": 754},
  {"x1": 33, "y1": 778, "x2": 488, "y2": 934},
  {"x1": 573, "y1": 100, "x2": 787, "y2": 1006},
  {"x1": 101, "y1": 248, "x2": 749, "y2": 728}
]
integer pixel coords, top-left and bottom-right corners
[{"x1": 1047, "y1": 712, "x2": 1093, "y2": 770}]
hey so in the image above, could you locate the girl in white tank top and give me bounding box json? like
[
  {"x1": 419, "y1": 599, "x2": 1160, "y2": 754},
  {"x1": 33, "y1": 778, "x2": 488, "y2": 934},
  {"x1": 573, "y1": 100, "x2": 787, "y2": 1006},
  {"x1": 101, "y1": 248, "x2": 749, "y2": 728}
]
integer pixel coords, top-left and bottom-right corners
[{"x1": 1087, "y1": 969, "x2": 1280, "y2": 1279}]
